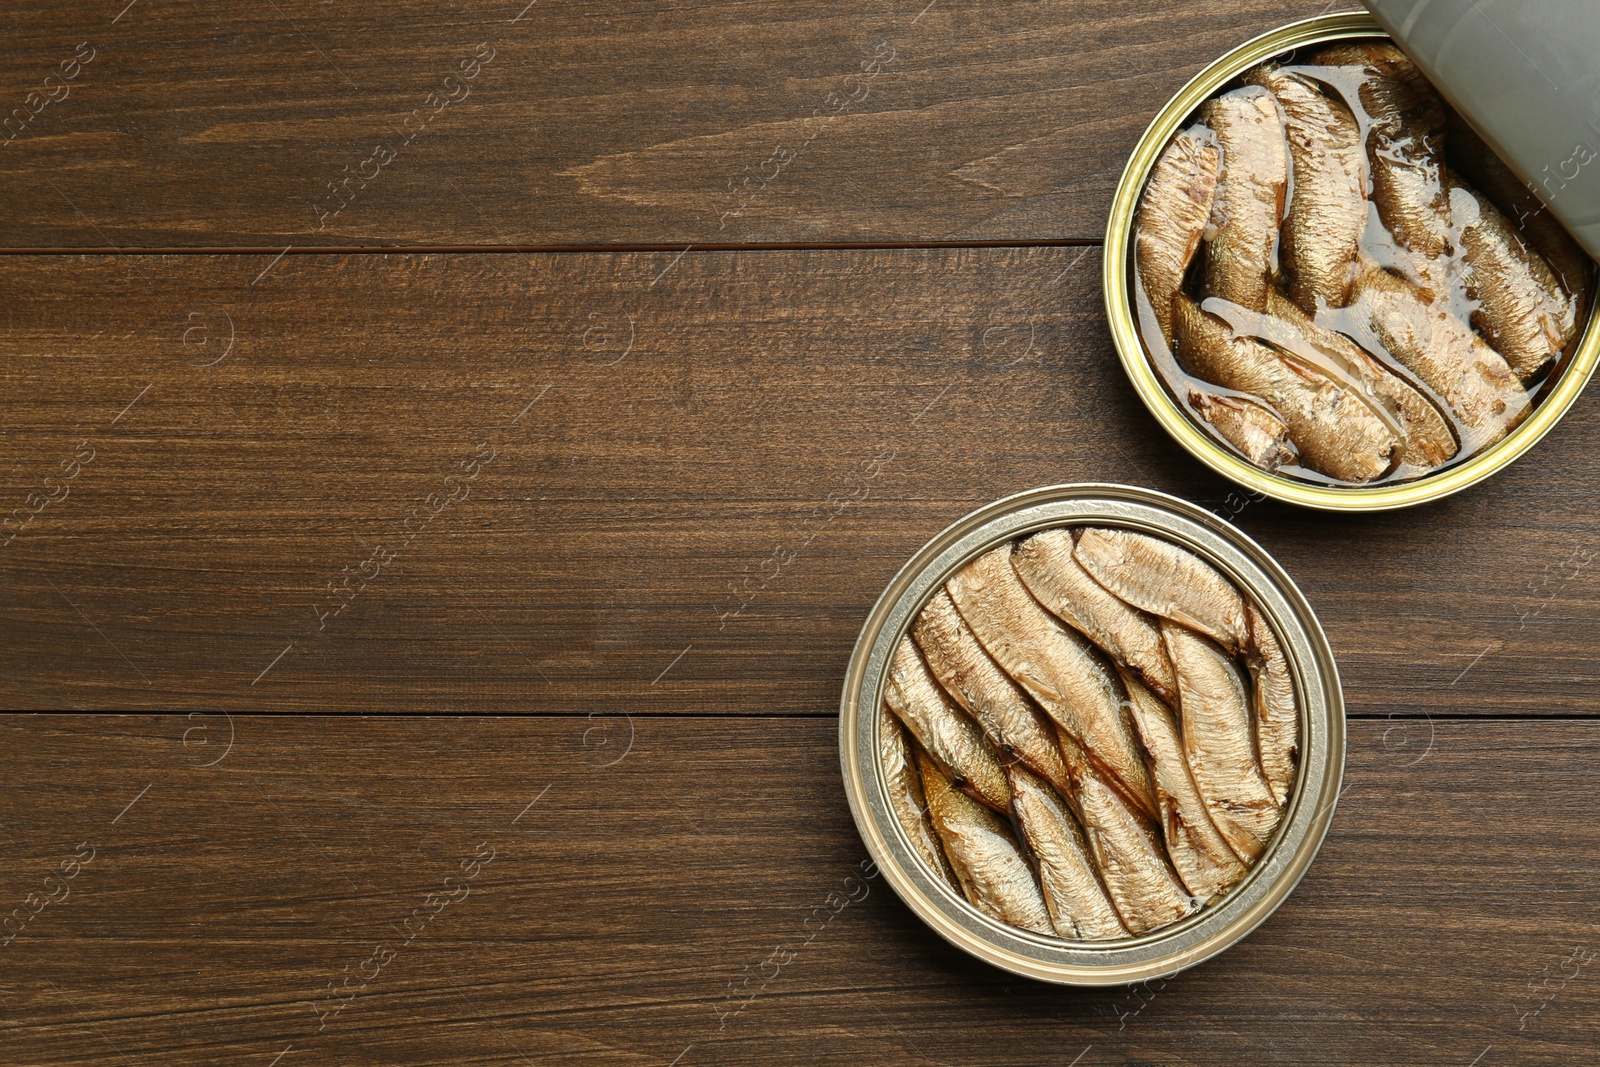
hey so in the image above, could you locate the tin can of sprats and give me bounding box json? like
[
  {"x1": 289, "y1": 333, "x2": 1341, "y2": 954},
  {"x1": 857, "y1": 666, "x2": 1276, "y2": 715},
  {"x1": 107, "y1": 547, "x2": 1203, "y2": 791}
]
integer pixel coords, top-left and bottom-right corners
[
  {"x1": 1104, "y1": 12, "x2": 1599, "y2": 511},
  {"x1": 839, "y1": 484, "x2": 1344, "y2": 984}
]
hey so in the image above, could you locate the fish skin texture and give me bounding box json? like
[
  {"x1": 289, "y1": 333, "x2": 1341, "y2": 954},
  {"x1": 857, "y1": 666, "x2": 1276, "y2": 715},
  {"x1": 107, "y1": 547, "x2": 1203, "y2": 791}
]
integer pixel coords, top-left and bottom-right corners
[
  {"x1": 1315, "y1": 42, "x2": 1577, "y2": 382},
  {"x1": 1245, "y1": 605, "x2": 1299, "y2": 807},
  {"x1": 1073, "y1": 525, "x2": 1251, "y2": 657},
  {"x1": 1057, "y1": 733, "x2": 1200, "y2": 935},
  {"x1": 1447, "y1": 115, "x2": 1592, "y2": 323},
  {"x1": 912, "y1": 590, "x2": 1076, "y2": 803},
  {"x1": 1315, "y1": 42, "x2": 1454, "y2": 294},
  {"x1": 1007, "y1": 763, "x2": 1128, "y2": 940},
  {"x1": 1013, "y1": 528, "x2": 1180, "y2": 707},
  {"x1": 880, "y1": 711, "x2": 959, "y2": 884},
  {"x1": 1174, "y1": 293, "x2": 1398, "y2": 482},
  {"x1": 1264, "y1": 288, "x2": 1457, "y2": 468},
  {"x1": 1347, "y1": 268, "x2": 1529, "y2": 454},
  {"x1": 1202, "y1": 86, "x2": 1290, "y2": 313},
  {"x1": 1162, "y1": 622, "x2": 1282, "y2": 863},
  {"x1": 918, "y1": 748, "x2": 1055, "y2": 936},
  {"x1": 1122, "y1": 671, "x2": 1248, "y2": 903},
  {"x1": 1188, "y1": 387, "x2": 1299, "y2": 471},
  {"x1": 1452, "y1": 182, "x2": 1579, "y2": 381},
  {"x1": 1246, "y1": 64, "x2": 1367, "y2": 310},
  {"x1": 1138, "y1": 126, "x2": 1221, "y2": 345},
  {"x1": 947, "y1": 547, "x2": 1160, "y2": 823},
  {"x1": 886, "y1": 637, "x2": 1012, "y2": 812}
]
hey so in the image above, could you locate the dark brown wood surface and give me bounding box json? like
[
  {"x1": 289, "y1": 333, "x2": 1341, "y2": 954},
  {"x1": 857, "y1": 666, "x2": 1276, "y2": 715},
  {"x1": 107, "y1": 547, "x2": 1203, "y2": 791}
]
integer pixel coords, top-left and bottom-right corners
[
  {"x1": 3, "y1": 2, "x2": 1598, "y2": 1065},
  {"x1": 1, "y1": 248, "x2": 1597, "y2": 715},
  {"x1": 2, "y1": 716, "x2": 1597, "y2": 1067},
  {"x1": 0, "y1": 0, "x2": 1342, "y2": 248}
]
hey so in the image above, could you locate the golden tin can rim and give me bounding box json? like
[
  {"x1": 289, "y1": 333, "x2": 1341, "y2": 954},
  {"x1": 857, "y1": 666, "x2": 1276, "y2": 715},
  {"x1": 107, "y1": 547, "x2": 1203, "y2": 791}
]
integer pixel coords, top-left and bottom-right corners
[
  {"x1": 1103, "y1": 12, "x2": 1600, "y2": 512},
  {"x1": 838, "y1": 483, "x2": 1346, "y2": 985}
]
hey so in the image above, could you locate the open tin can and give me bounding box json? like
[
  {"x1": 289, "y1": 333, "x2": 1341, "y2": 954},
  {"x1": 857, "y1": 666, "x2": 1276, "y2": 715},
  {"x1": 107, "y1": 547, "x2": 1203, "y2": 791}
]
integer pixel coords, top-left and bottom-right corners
[
  {"x1": 1104, "y1": 12, "x2": 1600, "y2": 511},
  {"x1": 838, "y1": 484, "x2": 1345, "y2": 985}
]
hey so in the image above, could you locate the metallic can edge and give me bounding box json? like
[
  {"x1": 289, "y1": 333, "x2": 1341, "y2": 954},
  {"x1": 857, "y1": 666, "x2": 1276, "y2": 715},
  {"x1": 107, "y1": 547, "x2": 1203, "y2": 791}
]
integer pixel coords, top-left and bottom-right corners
[
  {"x1": 1101, "y1": 12, "x2": 1600, "y2": 512},
  {"x1": 839, "y1": 483, "x2": 1346, "y2": 985}
]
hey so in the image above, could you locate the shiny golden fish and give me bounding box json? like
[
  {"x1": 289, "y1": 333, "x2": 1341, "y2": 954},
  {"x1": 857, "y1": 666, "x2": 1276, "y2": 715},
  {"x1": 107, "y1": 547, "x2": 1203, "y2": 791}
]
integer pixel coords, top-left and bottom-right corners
[
  {"x1": 1447, "y1": 115, "x2": 1593, "y2": 321},
  {"x1": 918, "y1": 748, "x2": 1054, "y2": 936},
  {"x1": 1342, "y1": 71, "x2": 1575, "y2": 375},
  {"x1": 1075, "y1": 525, "x2": 1252, "y2": 656},
  {"x1": 947, "y1": 548, "x2": 1159, "y2": 823},
  {"x1": 1138, "y1": 125, "x2": 1221, "y2": 344},
  {"x1": 1263, "y1": 289, "x2": 1457, "y2": 468},
  {"x1": 1347, "y1": 268, "x2": 1529, "y2": 454},
  {"x1": 912, "y1": 590, "x2": 1075, "y2": 801},
  {"x1": 1245, "y1": 64, "x2": 1367, "y2": 310},
  {"x1": 1189, "y1": 387, "x2": 1298, "y2": 472},
  {"x1": 880, "y1": 712, "x2": 958, "y2": 884},
  {"x1": 1174, "y1": 294, "x2": 1398, "y2": 482},
  {"x1": 1314, "y1": 43, "x2": 1454, "y2": 294},
  {"x1": 1058, "y1": 735, "x2": 1198, "y2": 934},
  {"x1": 1314, "y1": 42, "x2": 1438, "y2": 125},
  {"x1": 1007, "y1": 764, "x2": 1127, "y2": 940},
  {"x1": 1012, "y1": 528, "x2": 1179, "y2": 706},
  {"x1": 1163, "y1": 622, "x2": 1281, "y2": 862},
  {"x1": 1121, "y1": 671, "x2": 1248, "y2": 903},
  {"x1": 1245, "y1": 605, "x2": 1298, "y2": 807},
  {"x1": 886, "y1": 637, "x2": 1011, "y2": 812},
  {"x1": 1453, "y1": 183, "x2": 1580, "y2": 381},
  {"x1": 1202, "y1": 86, "x2": 1289, "y2": 313}
]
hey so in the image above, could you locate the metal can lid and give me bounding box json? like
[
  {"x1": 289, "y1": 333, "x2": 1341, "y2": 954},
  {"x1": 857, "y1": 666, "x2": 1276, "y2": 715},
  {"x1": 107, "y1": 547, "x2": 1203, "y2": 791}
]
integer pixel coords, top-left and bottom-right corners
[
  {"x1": 1364, "y1": 0, "x2": 1600, "y2": 260},
  {"x1": 839, "y1": 484, "x2": 1347, "y2": 984}
]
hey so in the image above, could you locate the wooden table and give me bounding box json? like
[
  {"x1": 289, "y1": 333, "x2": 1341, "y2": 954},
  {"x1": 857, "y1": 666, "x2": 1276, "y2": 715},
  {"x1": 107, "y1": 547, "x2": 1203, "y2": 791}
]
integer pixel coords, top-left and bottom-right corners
[{"x1": 2, "y1": 2, "x2": 1596, "y2": 1063}]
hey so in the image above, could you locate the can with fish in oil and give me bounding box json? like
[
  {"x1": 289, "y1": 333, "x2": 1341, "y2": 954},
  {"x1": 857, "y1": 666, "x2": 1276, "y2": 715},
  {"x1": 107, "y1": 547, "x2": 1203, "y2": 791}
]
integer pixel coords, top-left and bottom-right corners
[
  {"x1": 838, "y1": 484, "x2": 1345, "y2": 984},
  {"x1": 1104, "y1": 12, "x2": 1600, "y2": 511}
]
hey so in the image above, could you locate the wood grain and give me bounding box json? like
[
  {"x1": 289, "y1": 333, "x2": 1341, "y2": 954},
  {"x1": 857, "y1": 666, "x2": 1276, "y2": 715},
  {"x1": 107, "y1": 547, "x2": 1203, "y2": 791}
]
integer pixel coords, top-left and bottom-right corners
[
  {"x1": 0, "y1": 0, "x2": 1351, "y2": 249},
  {"x1": 0, "y1": 715, "x2": 1595, "y2": 1067},
  {"x1": 0, "y1": 247, "x2": 1596, "y2": 715},
  {"x1": 2, "y1": 3, "x2": 1592, "y2": 1064}
]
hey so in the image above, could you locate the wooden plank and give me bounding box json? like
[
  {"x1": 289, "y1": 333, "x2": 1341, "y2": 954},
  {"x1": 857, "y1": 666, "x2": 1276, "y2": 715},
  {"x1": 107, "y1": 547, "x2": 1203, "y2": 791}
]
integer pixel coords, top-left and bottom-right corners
[
  {"x1": 1, "y1": 247, "x2": 1596, "y2": 714},
  {"x1": 0, "y1": 0, "x2": 1345, "y2": 248},
  {"x1": 0, "y1": 715, "x2": 1595, "y2": 1066}
]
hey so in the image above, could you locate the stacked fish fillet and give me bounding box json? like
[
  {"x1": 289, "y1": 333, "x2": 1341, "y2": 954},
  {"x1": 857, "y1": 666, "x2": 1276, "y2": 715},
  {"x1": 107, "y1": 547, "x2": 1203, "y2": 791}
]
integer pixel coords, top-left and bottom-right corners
[
  {"x1": 1135, "y1": 41, "x2": 1591, "y2": 483},
  {"x1": 880, "y1": 526, "x2": 1298, "y2": 940}
]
